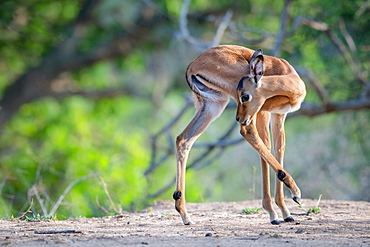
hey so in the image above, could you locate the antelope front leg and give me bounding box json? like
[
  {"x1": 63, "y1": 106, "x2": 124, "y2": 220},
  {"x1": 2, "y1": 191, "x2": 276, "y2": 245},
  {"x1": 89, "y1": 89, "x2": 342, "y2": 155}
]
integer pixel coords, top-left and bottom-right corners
[
  {"x1": 240, "y1": 123, "x2": 301, "y2": 204},
  {"x1": 256, "y1": 111, "x2": 279, "y2": 224},
  {"x1": 272, "y1": 113, "x2": 295, "y2": 222}
]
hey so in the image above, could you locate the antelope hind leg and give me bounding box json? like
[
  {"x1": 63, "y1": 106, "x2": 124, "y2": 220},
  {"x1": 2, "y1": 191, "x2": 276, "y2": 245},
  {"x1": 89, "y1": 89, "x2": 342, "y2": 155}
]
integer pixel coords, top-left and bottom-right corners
[{"x1": 174, "y1": 97, "x2": 228, "y2": 225}]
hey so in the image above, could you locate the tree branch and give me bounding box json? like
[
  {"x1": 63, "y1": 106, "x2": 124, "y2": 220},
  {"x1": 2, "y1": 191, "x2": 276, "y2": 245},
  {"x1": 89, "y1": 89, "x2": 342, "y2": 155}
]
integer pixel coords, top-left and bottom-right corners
[
  {"x1": 296, "y1": 67, "x2": 329, "y2": 105},
  {"x1": 48, "y1": 173, "x2": 98, "y2": 216},
  {"x1": 289, "y1": 98, "x2": 370, "y2": 118},
  {"x1": 50, "y1": 86, "x2": 147, "y2": 100},
  {"x1": 212, "y1": 10, "x2": 233, "y2": 47},
  {"x1": 272, "y1": 0, "x2": 292, "y2": 57},
  {"x1": 178, "y1": 0, "x2": 211, "y2": 51},
  {"x1": 228, "y1": 23, "x2": 274, "y2": 45},
  {"x1": 324, "y1": 28, "x2": 368, "y2": 86}
]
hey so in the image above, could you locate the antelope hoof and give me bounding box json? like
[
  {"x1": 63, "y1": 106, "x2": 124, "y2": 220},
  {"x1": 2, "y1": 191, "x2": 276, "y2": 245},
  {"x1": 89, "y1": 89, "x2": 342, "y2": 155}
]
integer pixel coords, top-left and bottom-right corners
[
  {"x1": 292, "y1": 196, "x2": 301, "y2": 205},
  {"x1": 180, "y1": 213, "x2": 195, "y2": 225},
  {"x1": 184, "y1": 219, "x2": 195, "y2": 225},
  {"x1": 270, "y1": 220, "x2": 281, "y2": 225},
  {"x1": 284, "y1": 216, "x2": 295, "y2": 222}
]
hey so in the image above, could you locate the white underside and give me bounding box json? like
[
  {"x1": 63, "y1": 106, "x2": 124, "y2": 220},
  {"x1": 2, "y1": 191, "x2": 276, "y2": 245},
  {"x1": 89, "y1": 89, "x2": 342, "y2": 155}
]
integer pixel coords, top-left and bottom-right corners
[{"x1": 271, "y1": 103, "x2": 301, "y2": 114}]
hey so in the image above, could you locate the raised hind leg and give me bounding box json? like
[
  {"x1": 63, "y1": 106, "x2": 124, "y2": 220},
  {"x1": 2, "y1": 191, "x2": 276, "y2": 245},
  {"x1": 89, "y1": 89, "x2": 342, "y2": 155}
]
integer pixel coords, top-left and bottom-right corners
[{"x1": 173, "y1": 95, "x2": 228, "y2": 225}]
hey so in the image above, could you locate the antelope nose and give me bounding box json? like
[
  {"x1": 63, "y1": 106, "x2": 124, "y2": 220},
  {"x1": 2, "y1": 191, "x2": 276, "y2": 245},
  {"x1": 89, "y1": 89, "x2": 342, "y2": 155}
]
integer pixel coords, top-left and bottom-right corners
[{"x1": 236, "y1": 116, "x2": 240, "y2": 122}]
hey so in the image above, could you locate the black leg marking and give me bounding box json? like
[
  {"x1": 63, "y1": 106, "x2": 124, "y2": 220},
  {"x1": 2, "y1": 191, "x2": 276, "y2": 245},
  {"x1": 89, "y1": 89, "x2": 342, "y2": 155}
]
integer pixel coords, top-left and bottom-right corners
[
  {"x1": 284, "y1": 181, "x2": 291, "y2": 189},
  {"x1": 173, "y1": 191, "x2": 182, "y2": 200},
  {"x1": 277, "y1": 170, "x2": 286, "y2": 182}
]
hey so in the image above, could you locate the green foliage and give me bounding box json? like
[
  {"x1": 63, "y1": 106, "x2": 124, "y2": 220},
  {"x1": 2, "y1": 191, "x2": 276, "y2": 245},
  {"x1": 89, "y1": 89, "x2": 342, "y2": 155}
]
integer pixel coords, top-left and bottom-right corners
[
  {"x1": 298, "y1": 205, "x2": 320, "y2": 215},
  {"x1": 242, "y1": 208, "x2": 262, "y2": 214},
  {"x1": 0, "y1": 1, "x2": 80, "y2": 90},
  {"x1": 19, "y1": 214, "x2": 56, "y2": 222},
  {"x1": 298, "y1": 194, "x2": 322, "y2": 215},
  {"x1": 307, "y1": 206, "x2": 320, "y2": 214},
  {"x1": 0, "y1": 96, "x2": 150, "y2": 218}
]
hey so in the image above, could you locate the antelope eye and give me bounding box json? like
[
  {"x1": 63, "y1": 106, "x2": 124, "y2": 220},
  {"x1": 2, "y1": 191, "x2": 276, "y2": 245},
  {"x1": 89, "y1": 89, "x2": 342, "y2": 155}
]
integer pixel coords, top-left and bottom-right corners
[{"x1": 241, "y1": 94, "x2": 250, "y2": 103}]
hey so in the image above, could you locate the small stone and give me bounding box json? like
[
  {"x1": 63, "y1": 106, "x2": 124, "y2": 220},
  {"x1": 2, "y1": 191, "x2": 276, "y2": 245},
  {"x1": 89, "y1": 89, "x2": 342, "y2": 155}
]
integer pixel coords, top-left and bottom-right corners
[{"x1": 205, "y1": 233, "x2": 212, "y2": 237}]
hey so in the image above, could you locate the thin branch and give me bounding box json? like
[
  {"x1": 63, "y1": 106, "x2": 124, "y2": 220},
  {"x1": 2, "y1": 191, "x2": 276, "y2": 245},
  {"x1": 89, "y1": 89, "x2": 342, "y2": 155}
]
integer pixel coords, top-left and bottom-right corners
[
  {"x1": 187, "y1": 121, "x2": 237, "y2": 170},
  {"x1": 96, "y1": 196, "x2": 110, "y2": 214},
  {"x1": 148, "y1": 177, "x2": 176, "y2": 199},
  {"x1": 178, "y1": 0, "x2": 210, "y2": 51},
  {"x1": 35, "y1": 230, "x2": 83, "y2": 234},
  {"x1": 339, "y1": 19, "x2": 357, "y2": 54},
  {"x1": 288, "y1": 99, "x2": 370, "y2": 119},
  {"x1": 154, "y1": 95, "x2": 193, "y2": 137},
  {"x1": 191, "y1": 146, "x2": 226, "y2": 171},
  {"x1": 194, "y1": 137, "x2": 244, "y2": 148},
  {"x1": 145, "y1": 96, "x2": 193, "y2": 176},
  {"x1": 299, "y1": 18, "x2": 329, "y2": 31},
  {"x1": 296, "y1": 67, "x2": 329, "y2": 105},
  {"x1": 355, "y1": 0, "x2": 370, "y2": 18},
  {"x1": 31, "y1": 185, "x2": 48, "y2": 216},
  {"x1": 272, "y1": 0, "x2": 292, "y2": 57},
  {"x1": 17, "y1": 198, "x2": 34, "y2": 220},
  {"x1": 74, "y1": 0, "x2": 101, "y2": 26},
  {"x1": 212, "y1": 10, "x2": 233, "y2": 47},
  {"x1": 146, "y1": 132, "x2": 174, "y2": 176},
  {"x1": 179, "y1": 0, "x2": 191, "y2": 38},
  {"x1": 99, "y1": 176, "x2": 120, "y2": 213},
  {"x1": 324, "y1": 29, "x2": 367, "y2": 86},
  {"x1": 178, "y1": 0, "x2": 233, "y2": 51},
  {"x1": 48, "y1": 173, "x2": 98, "y2": 216},
  {"x1": 50, "y1": 86, "x2": 147, "y2": 100},
  {"x1": 291, "y1": 18, "x2": 368, "y2": 86},
  {"x1": 228, "y1": 22, "x2": 274, "y2": 45},
  {"x1": 0, "y1": 176, "x2": 8, "y2": 195}
]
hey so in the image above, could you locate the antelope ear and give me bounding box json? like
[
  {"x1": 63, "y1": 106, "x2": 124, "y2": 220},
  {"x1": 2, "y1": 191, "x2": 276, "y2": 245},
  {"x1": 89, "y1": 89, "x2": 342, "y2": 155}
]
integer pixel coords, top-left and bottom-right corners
[{"x1": 250, "y1": 49, "x2": 264, "y2": 84}]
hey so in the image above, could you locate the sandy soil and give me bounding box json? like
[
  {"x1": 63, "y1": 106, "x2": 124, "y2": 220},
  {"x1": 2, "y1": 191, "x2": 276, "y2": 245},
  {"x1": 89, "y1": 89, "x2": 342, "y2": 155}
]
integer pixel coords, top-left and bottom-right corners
[{"x1": 1, "y1": 199, "x2": 369, "y2": 246}]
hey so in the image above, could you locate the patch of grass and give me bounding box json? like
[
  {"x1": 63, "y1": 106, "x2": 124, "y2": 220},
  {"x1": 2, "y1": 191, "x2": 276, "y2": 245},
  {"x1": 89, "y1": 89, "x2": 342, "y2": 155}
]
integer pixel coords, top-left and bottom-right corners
[
  {"x1": 242, "y1": 208, "x2": 262, "y2": 214},
  {"x1": 297, "y1": 194, "x2": 322, "y2": 215},
  {"x1": 271, "y1": 233, "x2": 282, "y2": 238},
  {"x1": 307, "y1": 206, "x2": 321, "y2": 214},
  {"x1": 19, "y1": 214, "x2": 56, "y2": 222}
]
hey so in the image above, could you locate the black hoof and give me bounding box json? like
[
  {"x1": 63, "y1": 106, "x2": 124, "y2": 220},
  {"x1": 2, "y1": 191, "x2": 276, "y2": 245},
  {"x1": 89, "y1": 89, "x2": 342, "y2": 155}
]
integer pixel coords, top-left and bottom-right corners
[
  {"x1": 292, "y1": 196, "x2": 301, "y2": 205},
  {"x1": 270, "y1": 220, "x2": 281, "y2": 225},
  {"x1": 284, "y1": 216, "x2": 295, "y2": 222}
]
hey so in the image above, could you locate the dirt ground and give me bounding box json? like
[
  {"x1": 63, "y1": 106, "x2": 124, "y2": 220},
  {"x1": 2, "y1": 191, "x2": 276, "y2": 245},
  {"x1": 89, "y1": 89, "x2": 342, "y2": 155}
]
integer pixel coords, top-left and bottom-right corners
[{"x1": 1, "y1": 199, "x2": 369, "y2": 246}]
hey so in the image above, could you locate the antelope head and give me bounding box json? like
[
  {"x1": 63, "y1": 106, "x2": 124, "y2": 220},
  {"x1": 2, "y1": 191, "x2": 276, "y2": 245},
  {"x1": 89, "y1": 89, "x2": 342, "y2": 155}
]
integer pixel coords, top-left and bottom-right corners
[{"x1": 236, "y1": 49, "x2": 265, "y2": 125}]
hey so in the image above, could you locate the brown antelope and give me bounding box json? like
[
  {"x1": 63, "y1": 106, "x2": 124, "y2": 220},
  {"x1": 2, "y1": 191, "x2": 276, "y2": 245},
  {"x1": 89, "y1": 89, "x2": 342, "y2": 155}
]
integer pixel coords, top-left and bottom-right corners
[{"x1": 173, "y1": 45, "x2": 306, "y2": 225}]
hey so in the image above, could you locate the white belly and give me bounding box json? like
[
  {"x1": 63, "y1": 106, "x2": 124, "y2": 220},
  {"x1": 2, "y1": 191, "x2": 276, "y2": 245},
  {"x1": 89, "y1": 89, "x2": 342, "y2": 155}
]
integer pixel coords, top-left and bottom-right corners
[{"x1": 271, "y1": 103, "x2": 301, "y2": 114}]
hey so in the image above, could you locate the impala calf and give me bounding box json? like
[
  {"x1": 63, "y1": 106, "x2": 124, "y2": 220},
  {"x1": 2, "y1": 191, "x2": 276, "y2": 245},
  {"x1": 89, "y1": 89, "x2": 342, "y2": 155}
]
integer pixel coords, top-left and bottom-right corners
[{"x1": 173, "y1": 45, "x2": 306, "y2": 225}]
